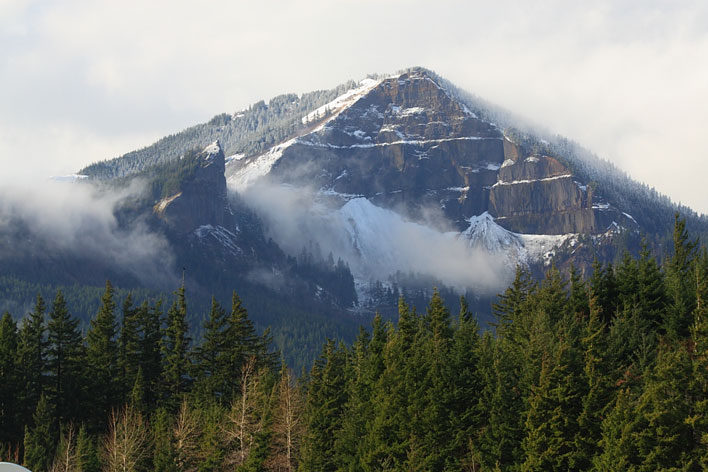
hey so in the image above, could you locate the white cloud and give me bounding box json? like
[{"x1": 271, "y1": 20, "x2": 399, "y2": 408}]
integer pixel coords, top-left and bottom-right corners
[{"x1": 1, "y1": 0, "x2": 707, "y2": 212}]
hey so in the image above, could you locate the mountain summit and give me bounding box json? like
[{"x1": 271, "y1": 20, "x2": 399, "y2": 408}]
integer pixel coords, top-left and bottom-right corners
[
  {"x1": 3, "y1": 67, "x2": 707, "y2": 345},
  {"x1": 226, "y1": 69, "x2": 631, "y2": 237}
]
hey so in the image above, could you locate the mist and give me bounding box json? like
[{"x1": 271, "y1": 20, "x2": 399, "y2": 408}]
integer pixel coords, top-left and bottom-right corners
[
  {"x1": 236, "y1": 179, "x2": 510, "y2": 295},
  {"x1": 0, "y1": 177, "x2": 176, "y2": 287}
]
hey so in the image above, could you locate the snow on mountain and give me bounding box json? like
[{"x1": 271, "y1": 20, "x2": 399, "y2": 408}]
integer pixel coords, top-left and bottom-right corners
[
  {"x1": 227, "y1": 137, "x2": 298, "y2": 191},
  {"x1": 301, "y1": 78, "x2": 381, "y2": 126},
  {"x1": 462, "y1": 212, "x2": 573, "y2": 268}
]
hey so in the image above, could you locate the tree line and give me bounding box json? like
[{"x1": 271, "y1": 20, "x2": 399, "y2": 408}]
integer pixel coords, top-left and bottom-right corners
[{"x1": 2, "y1": 215, "x2": 708, "y2": 470}]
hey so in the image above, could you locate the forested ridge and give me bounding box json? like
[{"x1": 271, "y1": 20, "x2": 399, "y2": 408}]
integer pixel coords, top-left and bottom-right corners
[{"x1": 2, "y1": 215, "x2": 708, "y2": 470}]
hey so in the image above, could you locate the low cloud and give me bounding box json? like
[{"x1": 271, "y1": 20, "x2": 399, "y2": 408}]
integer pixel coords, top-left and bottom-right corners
[
  {"x1": 236, "y1": 179, "x2": 509, "y2": 295},
  {"x1": 0, "y1": 178, "x2": 176, "y2": 286}
]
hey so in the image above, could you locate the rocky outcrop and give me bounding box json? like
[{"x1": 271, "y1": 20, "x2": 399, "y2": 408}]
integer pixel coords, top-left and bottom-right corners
[
  {"x1": 227, "y1": 68, "x2": 636, "y2": 236},
  {"x1": 488, "y1": 155, "x2": 596, "y2": 234},
  {"x1": 155, "y1": 141, "x2": 230, "y2": 233}
]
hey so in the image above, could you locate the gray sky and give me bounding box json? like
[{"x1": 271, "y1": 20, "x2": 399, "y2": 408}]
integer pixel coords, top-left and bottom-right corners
[{"x1": 2, "y1": 0, "x2": 708, "y2": 213}]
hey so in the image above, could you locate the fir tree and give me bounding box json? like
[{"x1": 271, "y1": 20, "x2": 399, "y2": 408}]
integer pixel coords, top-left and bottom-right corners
[
  {"x1": 23, "y1": 393, "x2": 54, "y2": 471},
  {"x1": 86, "y1": 280, "x2": 119, "y2": 431},
  {"x1": 162, "y1": 285, "x2": 191, "y2": 408},
  {"x1": 47, "y1": 290, "x2": 85, "y2": 428},
  {"x1": 17, "y1": 294, "x2": 46, "y2": 430},
  {"x1": 0, "y1": 312, "x2": 20, "y2": 444}
]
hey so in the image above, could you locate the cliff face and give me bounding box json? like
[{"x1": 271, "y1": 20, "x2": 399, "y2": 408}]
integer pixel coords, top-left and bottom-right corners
[
  {"x1": 155, "y1": 142, "x2": 229, "y2": 233},
  {"x1": 489, "y1": 153, "x2": 596, "y2": 234},
  {"x1": 229, "y1": 69, "x2": 631, "y2": 235}
]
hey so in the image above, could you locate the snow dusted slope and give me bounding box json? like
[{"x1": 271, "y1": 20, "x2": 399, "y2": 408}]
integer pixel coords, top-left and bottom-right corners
[
  {"x1": 463, "y1": 212, "x2": 574, "y2": 269},
  {"x1": 265, "y1": 197, "x2": 575, "y2": 295},
  {"x1": 227, "y1": 78, "x2": 382, "y2": 191}
]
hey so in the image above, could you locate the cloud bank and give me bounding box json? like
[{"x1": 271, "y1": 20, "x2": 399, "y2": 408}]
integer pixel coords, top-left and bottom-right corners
[
  {"x1": 0, "y1": 178, "x2": 175, "y2": 286},
  {"x1": 239, "y1": 181, "x2": 509, "y2": 294}
]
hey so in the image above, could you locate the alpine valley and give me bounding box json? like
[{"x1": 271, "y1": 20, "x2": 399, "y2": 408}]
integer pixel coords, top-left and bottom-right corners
[{"x1": 2, "y1": 67, "x2": 706, "y2": 367}]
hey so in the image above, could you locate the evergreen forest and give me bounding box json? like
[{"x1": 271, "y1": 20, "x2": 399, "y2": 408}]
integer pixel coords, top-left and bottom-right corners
[{"x1": 2, "y1": 215, "x2": 708, "y2": 471}]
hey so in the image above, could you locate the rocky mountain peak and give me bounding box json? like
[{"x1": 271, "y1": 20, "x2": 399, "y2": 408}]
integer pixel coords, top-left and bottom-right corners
[{"x1": 154, "y1": 141, "x2": 230, "y2": 233}]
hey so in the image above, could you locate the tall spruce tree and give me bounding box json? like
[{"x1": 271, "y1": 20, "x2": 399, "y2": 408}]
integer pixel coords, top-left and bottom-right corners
[
  {"x1": 0, "y1": 312, "x2": 20, "y2": 444},
  {"x1": 46, "y1": 290, "x2": 85, "y2": 428},
  {"x1": 17, "y1": 294, "x2": 47, "y2": 430},
  {"x1": 86, "y1": 280, "x2": 119, "y2": 430},
  {"x1": 162, "y1": 285, "x2": 191, "y2": 408}
]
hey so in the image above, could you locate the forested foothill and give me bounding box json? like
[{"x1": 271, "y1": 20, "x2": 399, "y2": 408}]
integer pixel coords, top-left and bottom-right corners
[{"x1": 1, "y1": 215, "x2": 708, "y2": 470}]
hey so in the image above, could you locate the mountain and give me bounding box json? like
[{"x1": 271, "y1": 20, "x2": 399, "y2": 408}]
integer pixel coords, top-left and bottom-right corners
[{"x1": 2, "y1": 67, "x2": 707, "y2": 366}]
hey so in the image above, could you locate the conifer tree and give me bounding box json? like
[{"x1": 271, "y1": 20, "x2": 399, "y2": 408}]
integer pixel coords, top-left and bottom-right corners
[
  {"x1": 86, "y1": 280, "x2": 119, "y2": 430},
  {"x1": 299, "y1": 341, "x2": 349, "y2": 471},
  {"x1": 521, "y1": 333, "x2": 583, "y2": 472},
  {"x1": 162, "y1": 285, "x2": 191, "y2": 408},
  {"x1": 192, "y1": 297, "x2": 228, "y2": 403},
  {"x1": 665, "y1": 213, "x2": 698, "y2": 338},
  {"x1": 47, "y1": 290, "x2": 85, "y2": 428},
  {"x1": 590, "y1": 259, "x2": 618, "y2": 323},
  {"x1": 118, "y1": 294, "x2": 141, "y2": 403},
  {"x1": 0, "y1": 311, "x2": 20, "y2": 444},
  {"x1": 593, "y1": 388, "x2": 641, "y2": 471},
  {"x1": 24, "y1": 393, "x2": 54, "y2": 471},
  {"x1": 139, "y1": 300, "x2": 163, "y2": 411},
  {"x1": 17, "y1": 294, "x2": 46, "y2": 430},
  {"x1": 76, "y1": 424, "x2": 100, "y2": 472}
]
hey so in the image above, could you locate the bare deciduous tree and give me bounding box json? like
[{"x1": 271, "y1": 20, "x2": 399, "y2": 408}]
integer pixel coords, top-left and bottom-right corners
[
  {"x1": 51, "y1": 423, "x2": 78, "y2": 472},
  {"x1": 102, "y1": 405, "x2": 147, "y2": 472},
  {"x1": 223, "y1": 356, "x2": 266, "y2": 468},
  {"x1": 266, "y1": 367, "x2": 303, "y2": 472},
  {"x1": 173, "y1": 399, "x2": 201, "y2": 471}
]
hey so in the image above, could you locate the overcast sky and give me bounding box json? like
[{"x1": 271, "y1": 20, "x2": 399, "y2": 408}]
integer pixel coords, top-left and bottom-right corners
[{"x1": 2, "y1": 0, "x2": 707, "y2": 212}]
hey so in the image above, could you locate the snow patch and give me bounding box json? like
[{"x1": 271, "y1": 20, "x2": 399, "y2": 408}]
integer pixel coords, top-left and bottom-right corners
[
  {"x1": 227, "y1": 138, "x2": 297, "y2": 191},
  {"x1": 301, "y1": 78, "x2": 381, "y2": 126},
  {"x1": 462, "y1": 212, "x2": 574, "y2": 268},
  {"x1": 492, "y1": 174, "x2": 573, "y2": 188},
  {"x1": 525, "y1": 156, "x2": 540, "y2": 163},
  {"x1": 50, "y1": 174, "x2": 89, "y2": 182},
  {"x1": 501, "y1": 159, "x2": 515, "y2": 168},
  {"x1": 194, "y1": 224, "x2": 243, "y2": 256}
]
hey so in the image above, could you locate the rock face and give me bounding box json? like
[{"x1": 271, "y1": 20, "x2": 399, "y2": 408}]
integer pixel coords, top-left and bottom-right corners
[
  {"x1": 155, "y1": 141, "x2": 230, "y2": 233},
  {"x1": 228, "y1": 69, "x2": 632, "y2": 235},
  {"x1": 489, "y1": 153, "x2": 596, "y2": 234}
]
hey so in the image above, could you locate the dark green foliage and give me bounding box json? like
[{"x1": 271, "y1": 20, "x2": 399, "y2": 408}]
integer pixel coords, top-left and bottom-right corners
[
  {"x1": 5, "y1": 213, "x2": 708, "y2": 470},
  {"x1": 46, "y1": 290, "x2": 86, "y2": 428},
  {"x1": 162, "y1": 285, "x2": 191, "y2": 408},
  {"x1": 86, "y1": 280, "x2": 119, "y2": 431},
  {"x1": 23, "y1": 393, "x2": 54, "y2": 471},
  {"x1": 0, "y1": 312, "x2": 20, "y2": 443}
]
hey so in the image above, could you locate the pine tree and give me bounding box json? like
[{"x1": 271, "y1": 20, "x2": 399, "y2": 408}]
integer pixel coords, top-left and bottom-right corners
[
  {"x1": 162, "y1": 286, "x2": 191, "y2": 408},
  {"x1": 139, "y1": 300, "x2": 163, "y2": 411},
  {"x1": 634, "y1": 342, "x2": 696, "y2": 470},
  {"x1": 0, "y1": 311, "x2": 20, "y2": 444},
  {"x1": 76, "y1": 424, "x2": 100, "y2": 472},
  {"x1": 593, "y1": 388, "x2": 641, "y2": 471},
  {"x1": 665, "y1": 213, "x2": 698, "y2": 338},
  {"x1": 361, "y1": 300, "x2": 417, "y2": 470},
  {"x1": 151, "y1": 407, "x2": 175, "y2": 472},
  {"x1": 118, "y1": 294, "x2": 141, "y2": 404},
  {"x1": 521, "y1": 333, "x2": 583, "y2": 472},
  {"x1": 47, "y1": 290, "x2": 85, "y2": 428},
  {"x1": 86, "y1": 280, "x2": 119, "y2": 431},
  {"x1": 17, "y1": 294, "x2": 46, "y2": 431},
  {"x1": 299, "y1": 341, "x2": 349, "y2": 472},
  {"x1": 24, "y1": 393, "x2": 54, "y2": 471},
  {"x1": 590, "y1": 258, "x2": 618, "y2": 323},
  {"x1": 192, "y1": 297, "x2": 228, "y2": 403}
]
